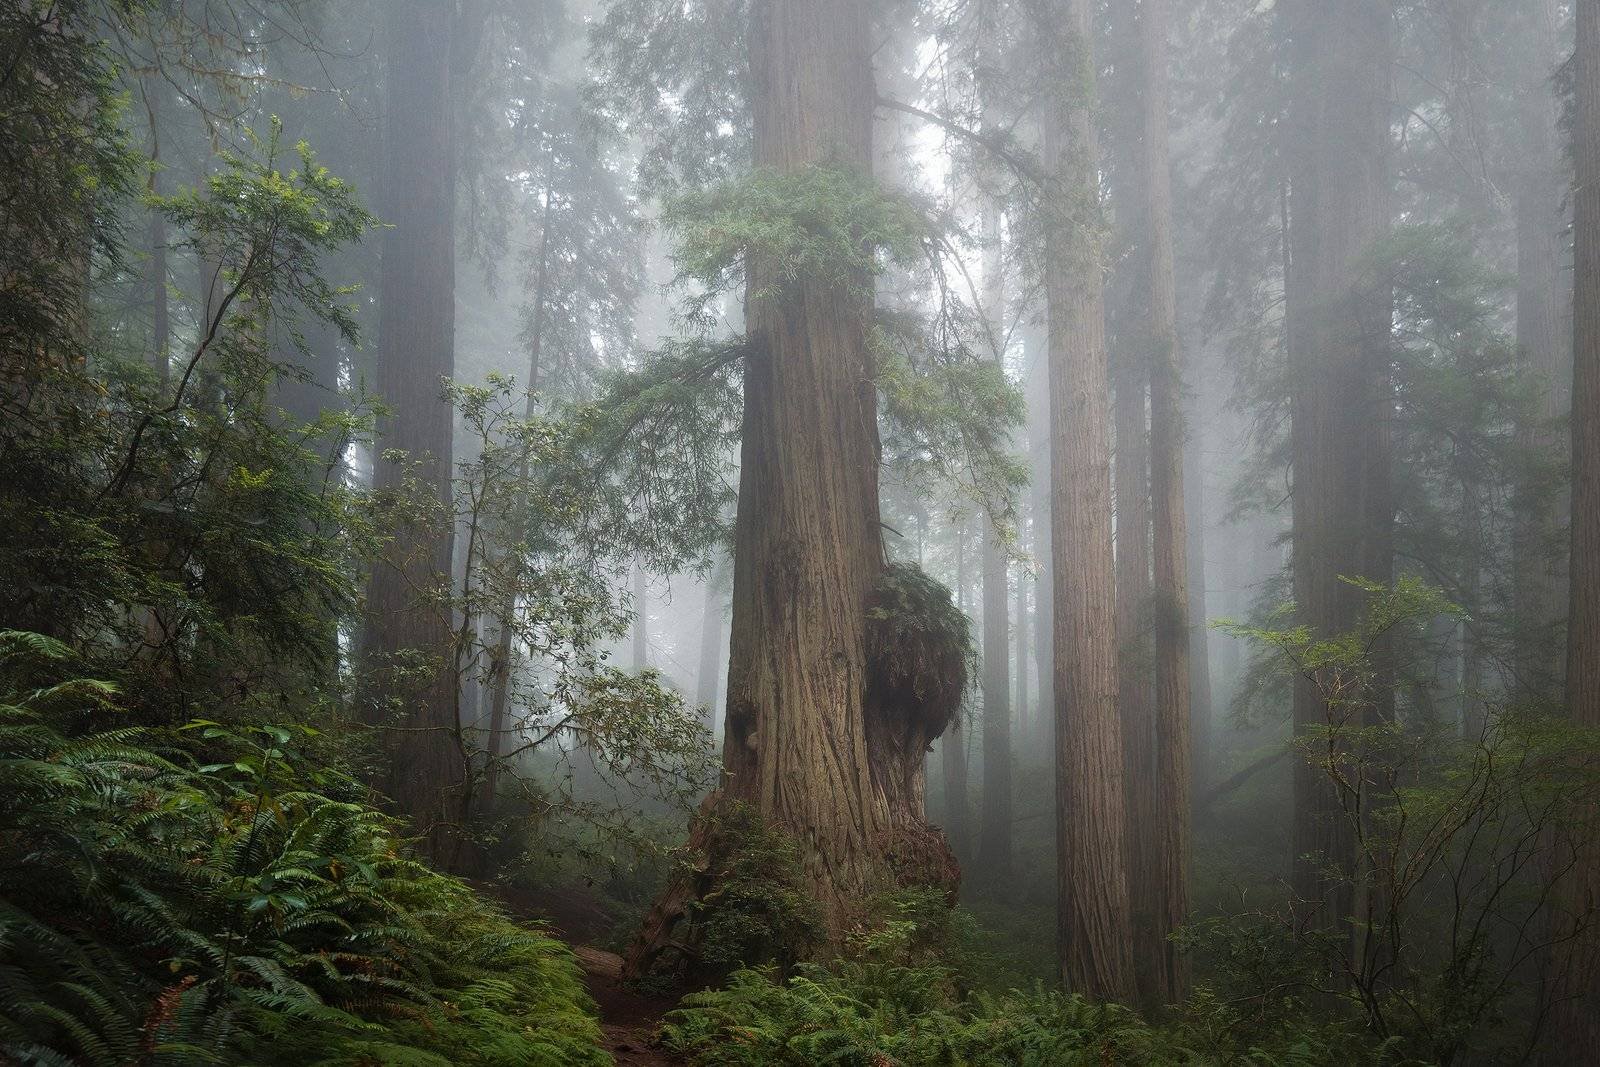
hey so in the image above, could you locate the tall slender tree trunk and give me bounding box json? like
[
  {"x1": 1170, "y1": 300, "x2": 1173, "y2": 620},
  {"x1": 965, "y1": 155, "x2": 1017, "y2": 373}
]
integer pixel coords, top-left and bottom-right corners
[
  {"x1": 1284, "y1": 0, "x2": 1392, "y2": 932},
  {"x1": 945, "y1": 519, "x2": 973, "y2": 860},
  {"x1": 1513, "y1": 0, "x2": 1570, "y2": 697},
  {"x1": 632, "y1": 562, "x2": 649, "y2": 669},
  {"x1": 1108, "y1": 0, "x2": 1157, "y2": 1000},
  {"x1": 1547, "y1": 0, "x2": 1600, "y2": 1054},
  {"x1": 978, "y1": 194, "x2": 1013, "y2": 884},
  {"x1": 1016, "y1": 553, "x2": 1030, "y2": 747},
  {"x1": 1141, "y1": 0, "x2": 1192, "y2": 1004},
  {"x1": 1184, "y1": 386, "x2": 1213, "y2": 794},
  {"x1": 144, "y1": 77, "x2": 169, "y2": 387},
  {"x1": 480, "y1": 184, "x2": 553, "y2": 815},
  {"x1": 695, "y1": 558, "x2": 727, "y2": 734},
  {"x1": 361, "y1": 0, "x2": 461, "y2": 866},
  {"x1": 1028, "y1": 324, "x2": 1054, "y2": 755},
  {"x1": 1043, "y1": 0, "x2": 1136, "y2": 1003}
]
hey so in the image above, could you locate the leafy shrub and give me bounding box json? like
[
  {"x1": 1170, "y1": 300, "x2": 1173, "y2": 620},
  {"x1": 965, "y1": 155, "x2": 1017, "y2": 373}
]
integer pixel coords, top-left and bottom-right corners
[
  {"x1": 0, "y1": 632, "x2": 606, "y2": 1066},
  {"x1": 691, "y1": 803, "x2": 827, "y2": 975}
]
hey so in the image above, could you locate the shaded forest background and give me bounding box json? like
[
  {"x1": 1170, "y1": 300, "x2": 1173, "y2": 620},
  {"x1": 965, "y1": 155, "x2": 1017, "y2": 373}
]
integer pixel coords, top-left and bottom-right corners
[{"x1": 3, "y1": 0, "x2": 1599, "y2": 1064}]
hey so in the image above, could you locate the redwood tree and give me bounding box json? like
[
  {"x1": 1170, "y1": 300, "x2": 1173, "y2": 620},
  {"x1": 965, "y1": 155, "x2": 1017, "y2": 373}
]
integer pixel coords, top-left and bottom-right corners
[
  {"x1": 1512, "y1": 0, "x2": 1570, "y2": 693},
  {"x1": 1043, "y1": 0, "x2": 1137, "y2": 1003},
  {"x1": 1549, "y1": 0, "x2": 1600, "y2": 1053},
  {"x1": 1283, "y1": 0, "x2": 1393, "y2": 929},
  {"x1": 1141, "y1": 0, "x2": 1192, "y2": 1004},
  {"x1": 977, "y1": 196, "x2": 1013, "y2": 884},
  {"x1": 361, "y1": 0, "x2": 462, "y2": 866},
  {"x1": 626, "y1": 0, "x2": 961, "y2": 966}
]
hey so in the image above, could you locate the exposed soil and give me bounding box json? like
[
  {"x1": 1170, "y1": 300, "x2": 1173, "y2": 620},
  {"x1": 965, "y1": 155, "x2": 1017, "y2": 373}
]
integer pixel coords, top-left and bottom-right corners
[
  {"x1": 487, "y1": 881, "x2": 681, "y2": 1066},
  {"x1": 572, "y1": 945, "x2": 680, "y2": 1066}
]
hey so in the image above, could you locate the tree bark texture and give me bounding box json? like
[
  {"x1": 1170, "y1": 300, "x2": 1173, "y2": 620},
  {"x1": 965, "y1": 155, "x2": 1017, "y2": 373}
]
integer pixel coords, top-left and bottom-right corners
[
  {"x1": 1044, "y1": 0, "x2": 1136, "y2": 1003},
  {"x1": 719, "y1": 0, "x2": 954, "y2": 933},
  {"x1": 361, "y1": 0, "x2": 462, "y2": 867}
]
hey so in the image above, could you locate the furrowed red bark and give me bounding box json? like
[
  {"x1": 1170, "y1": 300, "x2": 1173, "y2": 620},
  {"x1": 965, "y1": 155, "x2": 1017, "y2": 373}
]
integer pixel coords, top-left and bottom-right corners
[{"x1": 1044, "y1": 0, "x2": 1137, "y2": 1003}]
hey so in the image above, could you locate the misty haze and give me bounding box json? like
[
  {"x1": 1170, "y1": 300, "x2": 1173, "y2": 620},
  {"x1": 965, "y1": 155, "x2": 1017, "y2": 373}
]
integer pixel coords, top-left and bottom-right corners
[{"x1": 2, "y1": 0, "x2": 1598, "y2": 1063}]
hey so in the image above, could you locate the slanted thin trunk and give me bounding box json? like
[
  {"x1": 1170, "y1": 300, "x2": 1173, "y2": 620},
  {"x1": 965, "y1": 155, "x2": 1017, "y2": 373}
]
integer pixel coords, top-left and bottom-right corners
[
  {"x1": 1547, "y1": 0, "x2": 1600, "y2": 1053},
  {"x1": 361, "y1": 0, "x2": 461, "y2": 866},
  {"x1": 480, "y1": 186, "x2": 553, "y2": 815},
  {"x1": 1043, "y1": 0, "x2": 1136, "y2": 1003},
  {"x1": 1284, "y1": 0, "x2": 1393, "y2": 932},
  {"x1": 1141, "y1": 0, "x2": 1192, "y2": 1004}
]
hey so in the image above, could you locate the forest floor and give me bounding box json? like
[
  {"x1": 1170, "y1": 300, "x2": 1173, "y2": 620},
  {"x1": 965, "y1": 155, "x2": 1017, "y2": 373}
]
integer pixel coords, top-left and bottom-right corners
[{"x1": 491, "y1": 883, "x2": 680, "y2": 1066}]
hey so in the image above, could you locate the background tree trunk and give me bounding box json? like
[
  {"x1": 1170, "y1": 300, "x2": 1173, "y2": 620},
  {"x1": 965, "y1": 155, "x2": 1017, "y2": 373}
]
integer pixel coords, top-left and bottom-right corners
[
  {"x1": 1108, "y1": 0, "x2": 1157, "y2": 1000},
  {"x1": 978, "y1": 194, "x2": 1013, "y2": 884},
  {"x1": 695, "y1": 557, "x2": 727, "y2": 735},
  {"x1": 944, "y1": 519, "x2": 973, "y2": 861},
  {"x1": 360, "y1": 0, "x2": 462, "y2": 867},
  {"x1": 1548, "y1": 0, "x2": 1600, "y2": 1054},
  {"x1": 1513, "y1": 0, "x2": 1570, "y2": 697},
  {"x1": 1028, "y1": 325, "x2": 1054, "y2": 755},
  {"x1": 1141, "y1": 0, "x2": 1192, "y2": 1005},
  {"x1": 1184, "y1": 388, "x2": 1212, "y2": 796},
  {"x1": 1284, "y1": 0, "x2": 1393, "y2": 933},
  {"x1": 1044, "y1": 0, "x2": 1136, "y2": 1003},
  {"x1": 631, "y1": 561, "x2": 649, "y2": 670}
]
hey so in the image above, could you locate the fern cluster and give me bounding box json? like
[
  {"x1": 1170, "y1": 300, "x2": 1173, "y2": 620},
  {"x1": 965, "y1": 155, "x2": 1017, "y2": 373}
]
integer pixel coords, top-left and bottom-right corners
[
  {"x1": 659, "y1": 892, "x2": 1391, "y2": 1067},
  {"x1": 0, "y1": 632, "x2": 606, "y2": 1066}
]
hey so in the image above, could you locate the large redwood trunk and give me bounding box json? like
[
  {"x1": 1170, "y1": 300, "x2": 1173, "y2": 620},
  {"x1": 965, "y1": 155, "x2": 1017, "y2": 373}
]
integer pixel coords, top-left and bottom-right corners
[
  {"x1": 1044, "y1": 0, "x2": 1137, "y2": 1003},
  {"x1": 1141, "y1": 0, "x2": 1192, "y2": 1005},
  {"x1": 1283, "y1": 0, "x2": 1393, "y2": 931},
  {"x1": 361, "y1": 0, "x2": 462, "y2": 867},
  {"x1": 627, "y1": 0, "x2": 956, "y2": 973}
]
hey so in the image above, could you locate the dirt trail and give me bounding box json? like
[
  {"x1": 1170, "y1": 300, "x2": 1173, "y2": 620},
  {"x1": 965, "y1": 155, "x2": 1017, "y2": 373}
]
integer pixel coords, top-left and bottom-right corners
[
  {"x1": 488, "y1": 882, "x2": 680, "y2": 1065},
  {"x1": 572, "y1": 945, "x2": 679, "y2": 1066}
]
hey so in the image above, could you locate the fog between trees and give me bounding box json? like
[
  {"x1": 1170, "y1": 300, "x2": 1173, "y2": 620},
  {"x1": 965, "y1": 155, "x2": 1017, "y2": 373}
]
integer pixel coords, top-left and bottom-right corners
[{"x1": 3, "y1": 0, "x2": 1599, "y2": 1063}]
